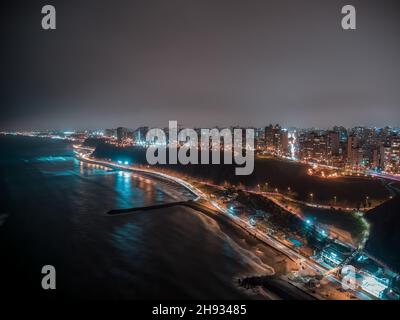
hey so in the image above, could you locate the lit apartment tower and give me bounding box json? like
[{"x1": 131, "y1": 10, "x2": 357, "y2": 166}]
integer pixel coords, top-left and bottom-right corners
[
  {"x1": 279, "y1": 130, "x2": 289, "y2": 156},
  {"x1": 298, "y1": 131, "x2": 328, "y2": 163},
  {"x1": 298, "y1": 131, "x2": 314, "y2": 161},
  {"x1": 104, "y1": 128, "x2": 116, "y2": 138},
  {"x1": 328, "y1": 130, "x2": 340, "y2": 156},
  {"x1": 134, "y1": 127, "x2": 149, "y2": 144},
  {"x1": 387, "y1": 136, "x2": 400, "y2": 173},
  {"x1": 354, "y1": 148, "x2": 364, "y2": 168},
  {"x1": 379, "y1": 144, "x2": 391, "y2": 171},
  {"x1": 372, "y1": 148, "x2": 380, "y2": 169},
  {"x1": 347, "y1": 134, "x2": 364, "y2": 168},
  {"x1": 313, "y1": 133, "x2": 328, "y2": 162},
  {"x1": 116, "y1": 127, "x2": 130, "y2": 142},
  {"x1": 265, "y1": 124, "x2": 281, "y2": 153},
  {"x1": 333, "y1": 126, "x2": 348, "y2": 143},
  {"x1": 255, "y1": 128, "x2": 266, "y2": 150},
  {"x1": 347, "y1": 134, "x2": 356, "y2": 163},
  {"x1": 264, "y1": 124, "x2": 274, "y2": 150}
]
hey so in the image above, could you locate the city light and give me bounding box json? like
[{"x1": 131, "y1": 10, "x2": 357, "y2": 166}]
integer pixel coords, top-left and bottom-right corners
[
  {"x1": 3, "y1": 0, "x2": 400, "y2": 302},
  {"x1": 361, "y1": 276, "x2": 388, "y2": 298},
  {"x1": 6, "y1": 124, "x2": 400, "y2": 301}
]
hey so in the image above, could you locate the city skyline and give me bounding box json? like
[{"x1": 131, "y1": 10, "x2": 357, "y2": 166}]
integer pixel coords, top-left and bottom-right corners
[
  {"x1": 7, "y1": 121, "x2": 399, "y2": 176},
  {"x1": 2, "y1": 0, "x2": 400, "y2": 304},
  {"x1": 12, "y1": 123, "x2": 400, "y2": 131}
]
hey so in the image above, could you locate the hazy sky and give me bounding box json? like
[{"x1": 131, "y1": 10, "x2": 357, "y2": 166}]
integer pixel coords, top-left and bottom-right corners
[{"x1": 2, "y1": 0, "x2": 400, "y2": 130}]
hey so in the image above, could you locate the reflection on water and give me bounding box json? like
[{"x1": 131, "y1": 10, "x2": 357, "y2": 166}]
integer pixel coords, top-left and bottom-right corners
[
  {"x1": 115, "y1": 171, "x2": 135, "y2": 208},
  {"x1": 111, "y1": 222, "x2": 142, "y2": 260},
  {"x1": 35, "y1": 156, "x2": 72, "y2": 162}
]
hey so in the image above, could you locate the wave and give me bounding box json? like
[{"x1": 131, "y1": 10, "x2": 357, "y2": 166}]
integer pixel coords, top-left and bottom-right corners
[
  {"x1": 34, "y1": 156, "x2": 73, "y2": 162},
  {"x1": 190, "y1": 210, "x2": 275, "y2": 275}
]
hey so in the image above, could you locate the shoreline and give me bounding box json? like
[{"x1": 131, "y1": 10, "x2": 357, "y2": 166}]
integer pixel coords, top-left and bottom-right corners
[
  {"x1": 109, "y1": 199, "x2": 315, "y2": 300},
  {"x1": 94, "y1": 162, "x2": 316, "y2": 300},
  {"x1": 81, "y1": 151, "x2": 322, "y2": 300},
  {"x1": 91, "y1": 141, "x2": 393, "y2": 207},
  {"x1": 75, "y1": 149, "x2": 378, "y2": 300}
]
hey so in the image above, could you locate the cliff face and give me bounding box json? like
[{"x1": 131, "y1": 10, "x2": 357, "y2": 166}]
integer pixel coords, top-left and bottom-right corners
[
  {"x1": 92, "y1": 141, "x2": 400, "y2": 271},
  {"x1": 365, "y1": 196, "x2": 400, "y2": 272},
  {"x1": 92, "y1": 143, "x2": 148, "y2": 164}
]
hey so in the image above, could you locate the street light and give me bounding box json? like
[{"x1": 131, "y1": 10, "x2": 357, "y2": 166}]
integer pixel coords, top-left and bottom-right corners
[{"x1": 310, "y1": 193, "x2": 314, "y2": 202}]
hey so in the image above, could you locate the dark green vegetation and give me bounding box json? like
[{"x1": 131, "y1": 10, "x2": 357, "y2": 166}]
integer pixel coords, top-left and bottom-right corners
[
  {"x1": 365, "y1": 196, "x2": 400, "y2": 272},
  {"x1": 93, "y1": 142, "x2": 391, "y2": 207}
]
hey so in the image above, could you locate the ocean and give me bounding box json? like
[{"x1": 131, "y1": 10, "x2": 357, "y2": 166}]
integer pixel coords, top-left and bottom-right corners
[{"x1": 0, "y1": 135, "x2": 269, "y2": 299}]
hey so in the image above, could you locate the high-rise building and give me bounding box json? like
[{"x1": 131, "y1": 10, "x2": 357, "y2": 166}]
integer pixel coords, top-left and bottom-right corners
[
  {"x1": 255, "y1": 128, "x2": 265, "y2": 150},
  {"x1": 372, "y1": 148, "x2": 380, "y2": 169},
  {"x1": 298, "y1": 131, "x2": 328, "y2": 162},
  {"x1": 279, "y1": 130, "x2": 289, "y2": 156},
  {"x1": 347, "y1": 134, "x2": 356, "y2": 163},
  {"x1": 347, "y1": 134, "x2": 365, "y2": 168},
  {"x1": 328, "y1": 130, "x2": 340, "y2": 156},
  {"x1": 265, "y1": 124, "x2": 281, "y2": 153},
  {"x1": 104, "y1": 128, "x2": 116, "y2": 138},
  {"x1": 382, "y1": 136, "x2": 400, "y2": 173},
  {"x1": 117, "y1": 127, "x2": 130, "y2": 142},
  {"x1": 333, "y1": 126, "x2": 348, "y2": 143},
  {"x1": 134, "y1": 127, "x2": 149, "y2": 144}
]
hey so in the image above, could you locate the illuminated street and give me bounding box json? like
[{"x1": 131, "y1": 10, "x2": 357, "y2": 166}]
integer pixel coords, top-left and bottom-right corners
[{"x1": 73, "y1": 144, "x2": 382, "y2": 300}]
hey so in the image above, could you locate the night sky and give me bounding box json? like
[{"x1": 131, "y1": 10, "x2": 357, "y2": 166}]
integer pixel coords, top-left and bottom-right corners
[{"x1": 1, "y1": 0, "x2": 400, "y2": 130}]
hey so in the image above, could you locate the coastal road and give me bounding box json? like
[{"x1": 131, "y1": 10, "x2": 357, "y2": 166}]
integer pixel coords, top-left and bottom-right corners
[{"x1": 73, "y1": 147, "x2": 374, "y2": 300}]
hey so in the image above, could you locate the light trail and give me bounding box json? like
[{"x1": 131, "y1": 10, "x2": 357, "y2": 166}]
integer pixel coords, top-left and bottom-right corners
[
  {"x1": 74, "y1": 150, "x2": 206, "y2": 201},
  {"x1": 73, "y1": 145, "x2": 375, "y2": 300}
]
